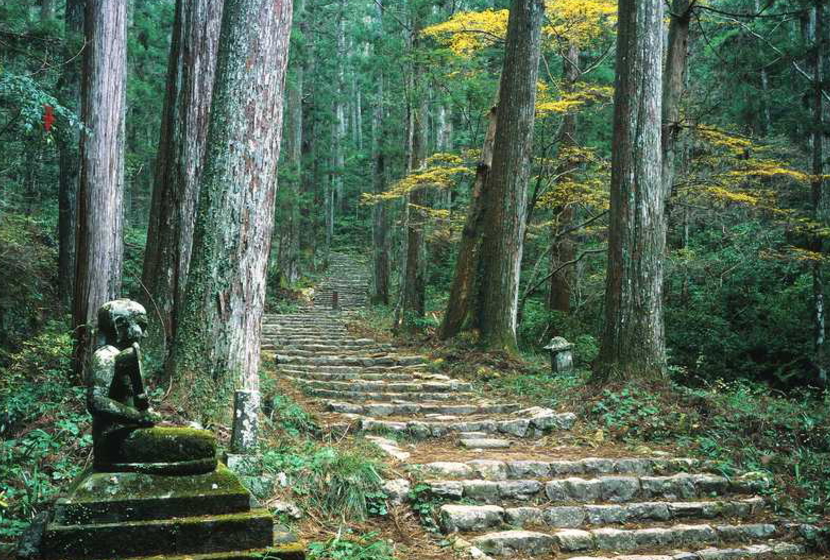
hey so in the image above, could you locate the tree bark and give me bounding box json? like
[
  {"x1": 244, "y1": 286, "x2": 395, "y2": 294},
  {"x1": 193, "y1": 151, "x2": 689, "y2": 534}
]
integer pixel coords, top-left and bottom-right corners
[
  {"x1": 166, "y1": 0, "x2": 293, "y2": 420},
  {"x1": 548, "y1": 43, "x2": 580, "y2": 317},
  {"x1": 438, "y1": 106, "x2": 497, "y2": 339},
  {"x1": 371, "y1": 21, "x2": 390, "y2": 305},
  {"x1": 394, "y1": 1, "x2": 429, "y2": 330},
  {"x1": 475, "y1": 0, "x2": 545, "y2": 352},
  {"x1": 277, "y1": 0, "x2": 305, "y2": 284},
  {"x1": 57, "y1": 0, "x2": 85, "y2": 308},
  {"x1": 72, "y1": 0, "x2": 127, "y2": 378},
  {"x1": 662, "y1": 0, "x2": 692, "y2": 201},
  {"x1": 141, "y1": 0, "x2": 224, "y2": 367},
  {"x1": 810, "y1": 0, "x2": 828, "y2": 384},
  {"x1": 595, "y1": 0, "x2": 666, "y2": 381}
]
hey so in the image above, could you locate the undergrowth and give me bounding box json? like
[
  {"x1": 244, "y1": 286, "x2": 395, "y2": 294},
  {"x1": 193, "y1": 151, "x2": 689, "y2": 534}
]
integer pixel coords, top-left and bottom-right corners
[{"x1": 0, "y1": 321, "x2": 88, "y2": 542}]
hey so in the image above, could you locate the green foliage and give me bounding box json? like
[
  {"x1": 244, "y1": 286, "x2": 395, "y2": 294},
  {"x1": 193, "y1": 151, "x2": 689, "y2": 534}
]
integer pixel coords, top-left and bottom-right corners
[
  {"x1": 262, "y1": 440, "x2": 386, "y2": 522},
  {"x1": 0, "y1": 322, "x2": 89, "y2": 541},
  {"x1": 308, "y1": 532, "x2": 394, "y2": 560},
  {"x1": 585, "y1": 379, "x2": 830, "y2": 520},
  {"x1": 0, "y1": 215, "x2": 59, "y2": 366}
]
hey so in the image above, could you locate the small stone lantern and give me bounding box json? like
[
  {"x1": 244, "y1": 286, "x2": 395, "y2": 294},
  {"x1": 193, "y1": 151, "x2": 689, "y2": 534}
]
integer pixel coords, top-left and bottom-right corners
[{"x1": 544, "y1": 336, "x2": 574, "y2": 375}]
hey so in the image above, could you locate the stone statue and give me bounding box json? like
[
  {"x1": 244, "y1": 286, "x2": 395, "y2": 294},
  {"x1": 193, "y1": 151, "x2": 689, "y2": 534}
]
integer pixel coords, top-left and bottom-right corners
[{"x1": 87, "y1": 299, "x2": 217, "y2": 474}]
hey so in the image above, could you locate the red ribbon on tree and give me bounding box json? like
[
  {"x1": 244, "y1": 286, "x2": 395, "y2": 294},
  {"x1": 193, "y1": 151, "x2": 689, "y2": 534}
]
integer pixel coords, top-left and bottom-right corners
[{"x1": 43, "y1": 104, "x2": 55, "y2": 133}]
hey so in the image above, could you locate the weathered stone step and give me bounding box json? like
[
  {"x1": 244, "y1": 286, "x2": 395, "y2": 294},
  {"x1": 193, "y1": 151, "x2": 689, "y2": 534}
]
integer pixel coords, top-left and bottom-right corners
[
  {"x1": 283, "y1": 370, "x2": 418, "y2": 382},
  {"x1": 438, "y1": 497, "x2": 765, "y2": 533},
  {"x1": 423, "y1": 473, "x2": 765, "y2": 504},
  {"x1": 329, "y1": 401, "x2": 522, "y2": 417},
  {"x1": 274, "y1": 347, "x2": 397, "y2": 358},
  {"x1": 304, "y1": 387, "x2": 471, "y2": 402},
  {"x1": 561, "y1": 542, "x2": 807, "y2": 560},
  {"x1": 359, "y1": 408, "x2": 577, "y2": 439},
  {"x1": 275, "y1": 354, "x2": 426, "y2": 367},
  {"x1": 276, "y1": 363, "x2": 427, "y2": 373},
  {"x1": 273, "y1": 342, "x2": 393, "y2": 352},
  {"x1": 42, "y1": 508, "x2": 274, "y2": 560},
  {"x1": 412, "y1": 457, "x2": 703, "y2": 480},
  {"x1": 286, "y1": 376, "x2": 473, "y2": 394},
  {"x1": 468, "y1": 523, "x2": 797, "y2": 556}
]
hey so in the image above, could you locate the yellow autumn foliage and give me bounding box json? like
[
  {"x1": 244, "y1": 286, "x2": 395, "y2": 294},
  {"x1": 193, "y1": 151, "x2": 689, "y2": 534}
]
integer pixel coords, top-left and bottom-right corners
[
  {"x1": 423, "y1": 0, "x2": 616, "y2": 57},
  {"x1": 536, "y1": 84, "x2": 614, "y2": 115},
  {"x1": 360, "y1": 152, "x2": 471, "y2": 206}
]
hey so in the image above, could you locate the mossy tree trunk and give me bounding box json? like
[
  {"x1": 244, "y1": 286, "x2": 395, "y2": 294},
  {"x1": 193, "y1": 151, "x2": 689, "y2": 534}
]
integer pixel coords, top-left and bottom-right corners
[
  {"x1": 475, "y1": 0, "x2": 545, "y2": 353},
  {"x1": 594, "y1": 0, "x2": 667, "y2": 381},
  {"x1": 438, "y1": 107, "x2": 497, "y2": 339},
  {"x1": 72, "y1": 0, "x2": 127, "y2": 379},
  {"x1": 57, "y1": 0, "x2": 84, "y2": 308},
  {"x1": 166, "y1": 0, "x2": 293, "y2": 421},
  {"x1": 141, "y1": 0, "x2": 224, "y2": 368}
]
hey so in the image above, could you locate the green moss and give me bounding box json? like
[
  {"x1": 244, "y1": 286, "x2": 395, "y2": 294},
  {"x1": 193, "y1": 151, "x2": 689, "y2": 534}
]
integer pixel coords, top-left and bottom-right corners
[{"x1": 113, "y1": 427, "x2": 216, "y2": 463}]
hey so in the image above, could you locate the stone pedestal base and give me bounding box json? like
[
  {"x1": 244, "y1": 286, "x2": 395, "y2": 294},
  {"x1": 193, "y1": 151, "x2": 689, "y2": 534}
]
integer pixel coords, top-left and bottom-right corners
[{"x1": 34, "y1": 464, "x2": 303, "y2": 560}]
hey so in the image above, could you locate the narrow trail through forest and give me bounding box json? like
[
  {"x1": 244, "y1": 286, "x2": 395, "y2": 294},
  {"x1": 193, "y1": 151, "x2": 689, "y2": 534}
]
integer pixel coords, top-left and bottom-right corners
[{"x1": 261, "y1": 253, "x2": 819, "y2": 560}]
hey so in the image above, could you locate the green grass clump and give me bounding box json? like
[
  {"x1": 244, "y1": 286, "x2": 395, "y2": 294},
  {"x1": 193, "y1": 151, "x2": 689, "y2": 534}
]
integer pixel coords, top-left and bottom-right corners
[{"x1": 308, "y1": 531, "x2": 394, "y2": 560}]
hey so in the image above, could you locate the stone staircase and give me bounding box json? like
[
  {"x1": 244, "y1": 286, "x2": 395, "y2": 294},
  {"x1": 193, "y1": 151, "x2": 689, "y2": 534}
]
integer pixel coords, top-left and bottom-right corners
[{"x1": 260, "y1": 253, "x2": 818, "y2": 560}]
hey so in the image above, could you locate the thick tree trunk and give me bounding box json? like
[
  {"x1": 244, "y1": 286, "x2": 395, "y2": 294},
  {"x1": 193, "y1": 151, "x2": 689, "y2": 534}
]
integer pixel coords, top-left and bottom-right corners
[
  {"x1": 141, "y1": 0, "x2": 224, "y2": 367},
  {"x1": 166, "y1": 0, "x2": 293, "y2": 420},
  {"x1": 595, "y1": 0, "x2": 666, "y2": 381},
  {"x1": 438, "y1": 107, "x2": 497, "y2": 339},
  {"x1": 278, "y1": 0, "x2": 305, "y2": 284},
  {"x1": 810, "y1": 0, "x2": 828, "y2": 384},
  {"x1": 549, "y1": 43, "x2": 580, "y2": 317},
  {"x1": 662, "y1": 0, "x2": 692, "y2": 201},
  {"x1": 475, "y1": 0, "x2": 545, "y2": 352},
  {"x1": 394, "y1": 3, "x2": 429, "y2": 330},
  {"x1": 372, "y1": 58, "x2": 390, "y2": 305},
  {"x1": 57, "y1": 0, "x2": 84, "y2": 308},
  {"x1": 72, "y1": 0, "x2": 127, "y2": 378}
]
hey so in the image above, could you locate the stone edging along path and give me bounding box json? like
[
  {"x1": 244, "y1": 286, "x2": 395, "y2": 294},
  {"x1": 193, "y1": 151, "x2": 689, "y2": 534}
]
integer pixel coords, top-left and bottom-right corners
[{"x1": 260, "y1": 253, "x2": 820, "y2": 560}]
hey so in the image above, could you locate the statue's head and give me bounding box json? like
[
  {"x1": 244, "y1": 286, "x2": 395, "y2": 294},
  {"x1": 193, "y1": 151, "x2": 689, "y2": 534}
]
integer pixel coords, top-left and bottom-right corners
[{"x1": 96, "y1": 299, "x2": 148, "y2": 349}]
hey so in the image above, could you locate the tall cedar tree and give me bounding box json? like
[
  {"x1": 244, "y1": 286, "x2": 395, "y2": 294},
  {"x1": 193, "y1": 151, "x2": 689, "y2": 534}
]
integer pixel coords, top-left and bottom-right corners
[
  {"x1": 595, "y1": 0, "x2": 667, "y2": 380},
  {"x1": 371, "y1": 2, "x2": 390, "y2": 305},
  {"x1": 166, "y1": 0, "x2": 293, "y2": 420},
  {"x1": 141, "y1": 0, "x2": 224, "y2": 365},
  {"x1": 72, "y1": 0, "x2": 127, "y2": 378},
  {"x1": 56, "y1": 0, "x2": 84, "y2": 307},
  {"x1": 475, "y1": 0, "x2": 545, "y2": 352}
]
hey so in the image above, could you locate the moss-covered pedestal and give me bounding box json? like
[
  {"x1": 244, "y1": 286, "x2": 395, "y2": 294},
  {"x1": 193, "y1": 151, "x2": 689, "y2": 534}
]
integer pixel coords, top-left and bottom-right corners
[{"x1": 38, "y1": 463, "x2": 304, "y2": 560}]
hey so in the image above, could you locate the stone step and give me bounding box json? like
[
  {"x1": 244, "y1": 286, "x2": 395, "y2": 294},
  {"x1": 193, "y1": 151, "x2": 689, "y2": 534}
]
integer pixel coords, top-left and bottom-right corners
[
  {"x1": 562, "y1": 542, "x2": 807, "y2": 560},
  {"x1": 275, "y1": 363, "x2": 427, "y2": 373},
  {"x1": 304, "y1": 387, "x2": 472, "y2": 402},
  {"x1": 438, "y1": 497, "x2": 766, "y2": 533},
  {"x1": 285, "y1": 370, "x2": 419, "y2": 381},
  {"x1": 411, "y1": 457, "x2": 704, "y2": 480},
  {"x1": 359, "y1": 408, "x2": 577, "y2": 439},
  {"x1": 275, "y1": 354, "x2": 426, "y2": 367},
  {"x1": 468, "y1": 523, "x2": 798, "y2": 556},
  {"x1": 422, "y1": 473, "x2": 765, "y2": 504},
  {"x1": 262, "y1": 340, "x2": 388, "y2": 349},
  {"x1": 328, "y1": 401, "x2": 522, "y2": 417},
  {"x1": 274, "y1": 342, "x2": 393, "y2": 352},
  {"x1": 125, "y1": 546, "x2": 304, "y2": 560},
  {"x1": 274, "y1": 347, "x2": 397, "y2": 358},
  {"x1": 286, "y1": 376, "x2": 473, "y2": 394},
  {"x1": 42, "y1": 508, "x2": 274, "y2": 560}
]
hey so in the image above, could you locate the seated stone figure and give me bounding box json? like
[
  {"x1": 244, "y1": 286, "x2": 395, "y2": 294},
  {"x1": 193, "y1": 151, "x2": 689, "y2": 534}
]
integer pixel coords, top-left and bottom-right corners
[{"x1": 87, "y1": 299, "x2": 217, "y2": 475}]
